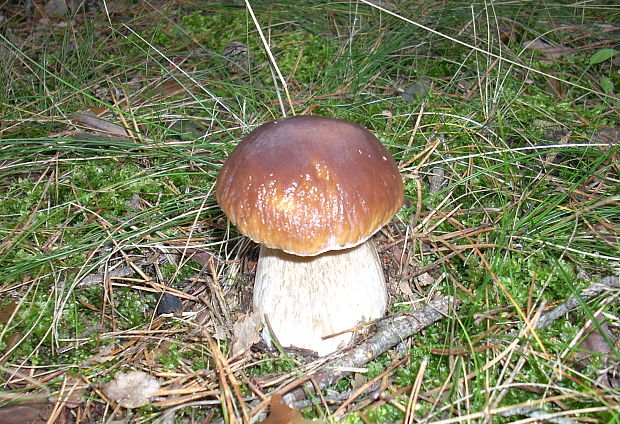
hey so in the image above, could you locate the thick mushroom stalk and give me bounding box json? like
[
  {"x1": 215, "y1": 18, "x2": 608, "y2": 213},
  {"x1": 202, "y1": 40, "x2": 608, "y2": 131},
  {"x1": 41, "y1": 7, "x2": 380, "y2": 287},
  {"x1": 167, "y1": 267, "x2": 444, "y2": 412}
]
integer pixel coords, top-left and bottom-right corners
[
  {"x1": 216, "y1": 116, "x2": 403, "y2": 356},
  {"x1": 254, "y1": 240, "x2": 387, "y2": 355}
]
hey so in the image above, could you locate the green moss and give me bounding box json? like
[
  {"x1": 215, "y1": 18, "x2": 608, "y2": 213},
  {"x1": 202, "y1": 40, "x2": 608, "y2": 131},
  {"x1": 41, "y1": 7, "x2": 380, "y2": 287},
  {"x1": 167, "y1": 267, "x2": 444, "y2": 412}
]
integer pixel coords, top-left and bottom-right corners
[
  {"x1": 159, "y1": 343, "x2": 183, "y2": 370},
  {"x1": 366, "y1": 404, "x2": 404, "y2": 424},
  {"x1": 264, "y1": 32, "x2": 338, "y2": 86},
  {"x1": 180, "y1": 10, "x2": 249, "y2": 51},
  {"x1": 245, "y1": 353, "x2": 298, "y2": 376},
  {"x1": 113, "y1": 290, "x2": 149, "y2": 327}
]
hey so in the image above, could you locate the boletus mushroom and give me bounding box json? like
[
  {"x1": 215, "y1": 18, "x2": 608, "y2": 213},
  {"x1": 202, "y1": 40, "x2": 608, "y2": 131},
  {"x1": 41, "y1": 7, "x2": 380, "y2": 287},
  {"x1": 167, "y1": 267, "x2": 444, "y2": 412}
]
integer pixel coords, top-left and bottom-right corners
[{"x1": 217, "y1": 116, "x2": 403, "y2": 355}]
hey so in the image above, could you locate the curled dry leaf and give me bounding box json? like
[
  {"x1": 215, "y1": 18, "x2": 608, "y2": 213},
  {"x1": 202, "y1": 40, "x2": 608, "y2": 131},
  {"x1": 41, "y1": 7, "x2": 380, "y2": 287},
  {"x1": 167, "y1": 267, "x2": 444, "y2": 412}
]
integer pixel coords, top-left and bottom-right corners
[
  {"x1": 230, "y1": 312, "x2": 260, "y2": 356},
  {"x1": 429, "y1": 166, "x2": 446, "y2": 194},
  {"x1": 522, "y1": 39, "x2": 577, "y2": 59},
  {"x1": 579, "y1": 320, "x2": 615, "y2": 358},
  {"x1": 102, "y1": 370, "x2": 160, "y2": 409},
  {"x1": 0, "y1": 302, "x2": 17, "y2": 324},
  {"x1": 350, "y1": 372, "x2": 368, "y2": 392},
  {"x1": 89, "y1": 343, "x2": 117, "y2": 364},
  {"x1": 398, "y1": 280, "x2": 414, "y2": 297},
  {"x1": 416, "y1": 272, "x2": 435, "y2": 287},
  {"x1": 576, "y1": 317, "x2": 620, "y2": 389},
  {"x1": 0, "y1": 405, "x2": 51, "y2": 424},
  {"x1": 258, "y1": 394, "x2": 318, "y2": 424},
  {"x1": 73, "y1": 109, "x2": 130, "y2": 138}
]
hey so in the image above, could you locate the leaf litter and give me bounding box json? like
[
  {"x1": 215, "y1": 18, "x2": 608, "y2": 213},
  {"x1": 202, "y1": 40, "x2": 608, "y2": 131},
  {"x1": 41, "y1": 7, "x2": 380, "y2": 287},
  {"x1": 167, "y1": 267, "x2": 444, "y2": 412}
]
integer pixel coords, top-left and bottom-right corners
[{"x1": 102, "y1": 371, "x2": 161, "y2": 409}]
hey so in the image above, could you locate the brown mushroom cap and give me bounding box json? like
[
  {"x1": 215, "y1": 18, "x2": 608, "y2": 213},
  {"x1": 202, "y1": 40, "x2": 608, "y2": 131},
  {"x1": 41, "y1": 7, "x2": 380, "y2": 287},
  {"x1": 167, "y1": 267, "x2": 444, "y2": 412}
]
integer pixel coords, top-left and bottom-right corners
[{"x1": 216, "y1": 116, "x2": 404, "y2": 256}]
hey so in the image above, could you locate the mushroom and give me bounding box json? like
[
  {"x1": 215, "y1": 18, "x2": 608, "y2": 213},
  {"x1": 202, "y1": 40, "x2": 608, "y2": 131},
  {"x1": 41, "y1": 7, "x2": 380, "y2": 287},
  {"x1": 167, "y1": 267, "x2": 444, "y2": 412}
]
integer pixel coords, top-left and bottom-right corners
[{"x1": 216, "y1": 116, "x2": 403, "y2": 355}]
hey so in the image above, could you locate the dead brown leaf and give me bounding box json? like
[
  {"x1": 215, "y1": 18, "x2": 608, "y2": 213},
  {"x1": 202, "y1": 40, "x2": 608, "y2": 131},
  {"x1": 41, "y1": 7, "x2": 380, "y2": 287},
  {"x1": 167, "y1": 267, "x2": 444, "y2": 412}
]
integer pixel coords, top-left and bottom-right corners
[
  {"x1": 0, "y1": 303, "x2": 17, "y2": 324},
  {"x1": 230, "y1": 312, "x2": 260, "y2": 357},
  {"x1": 575, "y1": 316, "x2": 620, "y2": 389},
  {"x1": 350, "y1": 373, "x2": 368, "y2": 392},
  {"x1": 258, "y1": 394, "x2": 318, "y2": 424},
  {"x1": 102, "y1": 370, "x2": 160, "y2": 409},
  {"x1": 0, "y1": 404, "x2": 51, "y2": 424},
  {"x1": 89, "y1": 343, "x2": 117, "y2": 364},
  {"x1": 522, "y1": 39, "x2": 577, "y2": 59},
  {"x1": 72, "y1": 109, "x2": 130, "y2": 138},
  {"x1": 579, "y1": 319, "x2": 615, "y2": 357}
]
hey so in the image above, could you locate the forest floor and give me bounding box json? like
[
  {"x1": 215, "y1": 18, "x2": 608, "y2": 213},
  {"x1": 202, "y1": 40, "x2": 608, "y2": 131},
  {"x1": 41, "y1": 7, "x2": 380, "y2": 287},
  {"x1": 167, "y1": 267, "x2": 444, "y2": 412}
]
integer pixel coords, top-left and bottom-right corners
[{"x1": 1, "y1": 1, "x2": 619, "y2": 423}]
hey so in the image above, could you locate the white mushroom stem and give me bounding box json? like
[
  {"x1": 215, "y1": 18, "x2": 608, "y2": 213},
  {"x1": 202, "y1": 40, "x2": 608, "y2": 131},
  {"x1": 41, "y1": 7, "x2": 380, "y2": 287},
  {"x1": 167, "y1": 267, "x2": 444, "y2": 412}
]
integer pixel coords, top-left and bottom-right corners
[{"x1": 253, "y1": 240, "x2": 388, "y2": 356}]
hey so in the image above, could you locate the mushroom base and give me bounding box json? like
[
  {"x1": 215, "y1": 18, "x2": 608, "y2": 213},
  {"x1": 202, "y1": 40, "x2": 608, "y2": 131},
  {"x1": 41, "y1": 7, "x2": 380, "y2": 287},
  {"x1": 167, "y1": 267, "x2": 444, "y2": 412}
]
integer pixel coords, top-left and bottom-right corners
[{"x1": 253, "y1": 240, "x2": 387, "y2": 356}]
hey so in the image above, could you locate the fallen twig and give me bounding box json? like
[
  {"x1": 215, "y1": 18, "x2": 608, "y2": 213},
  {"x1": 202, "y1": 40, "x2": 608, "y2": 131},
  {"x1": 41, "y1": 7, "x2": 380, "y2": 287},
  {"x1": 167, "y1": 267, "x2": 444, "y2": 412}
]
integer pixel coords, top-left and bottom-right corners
[
  {"x1": 537, "y1": 276, "x2": 619, "y2": 330},
  {"x1": 282, "y1": 295, "x2": 455, "y2": 404}
]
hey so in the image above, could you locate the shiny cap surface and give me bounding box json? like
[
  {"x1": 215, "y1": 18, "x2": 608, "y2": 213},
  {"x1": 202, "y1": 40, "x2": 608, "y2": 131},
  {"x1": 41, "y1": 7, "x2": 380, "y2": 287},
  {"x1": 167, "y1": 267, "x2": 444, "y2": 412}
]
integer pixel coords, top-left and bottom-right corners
[{"x1": 216, "y1": 116, "x2": 404, "y2": 256}]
